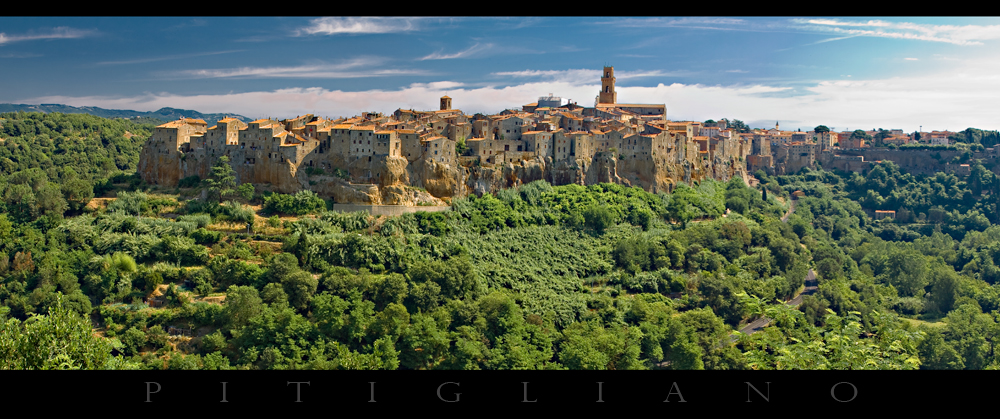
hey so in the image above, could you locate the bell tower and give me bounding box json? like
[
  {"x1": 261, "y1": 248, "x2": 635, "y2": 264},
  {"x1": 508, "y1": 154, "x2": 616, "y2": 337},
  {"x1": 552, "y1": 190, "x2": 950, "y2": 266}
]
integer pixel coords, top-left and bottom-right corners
[{"x1": 598, "y1": 66, "x2": 616, "y2": 104}]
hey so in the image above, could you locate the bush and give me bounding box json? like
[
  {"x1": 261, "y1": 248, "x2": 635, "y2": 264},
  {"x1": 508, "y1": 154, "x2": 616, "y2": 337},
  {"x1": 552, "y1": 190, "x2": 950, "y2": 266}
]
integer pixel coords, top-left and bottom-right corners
[
  {"x1": 190, "y1": 228, "x2": 221, "y2": 245},
  {"x1": 178, "y1": 213, "x2": 212, "y2": 229},
  {"x1": 583, "y1": 205, "x2": 615, "y2": 234},
  {"x1": 262, "y1": 190, "x2": 326, "y2": 216}
]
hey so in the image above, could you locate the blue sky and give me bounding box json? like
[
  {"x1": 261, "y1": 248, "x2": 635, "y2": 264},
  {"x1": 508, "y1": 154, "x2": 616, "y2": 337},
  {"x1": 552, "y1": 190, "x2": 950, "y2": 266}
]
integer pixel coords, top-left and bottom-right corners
[{"x1": 2, "y1": 17, "x2": 1000, "y2": 132}]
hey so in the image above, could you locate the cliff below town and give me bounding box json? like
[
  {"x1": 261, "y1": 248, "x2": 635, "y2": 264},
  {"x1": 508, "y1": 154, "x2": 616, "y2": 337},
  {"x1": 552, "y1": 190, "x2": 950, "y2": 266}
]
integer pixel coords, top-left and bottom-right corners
[{"x1": 141, "y1": 144, "x2": 748, "y2": 205}]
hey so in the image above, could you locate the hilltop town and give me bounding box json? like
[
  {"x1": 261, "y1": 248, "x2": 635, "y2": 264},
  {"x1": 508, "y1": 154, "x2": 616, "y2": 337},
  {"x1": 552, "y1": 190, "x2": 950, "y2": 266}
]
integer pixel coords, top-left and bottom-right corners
[{"x1": 138, "y1": 66, "x2": 998, "y2": 204}]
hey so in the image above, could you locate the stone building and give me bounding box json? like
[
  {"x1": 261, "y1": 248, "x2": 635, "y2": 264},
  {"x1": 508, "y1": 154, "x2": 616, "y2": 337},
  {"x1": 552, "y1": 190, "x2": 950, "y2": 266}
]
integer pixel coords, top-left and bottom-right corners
[{"x1": 139, "y1": 65, "x2": 758, "y2": 203}]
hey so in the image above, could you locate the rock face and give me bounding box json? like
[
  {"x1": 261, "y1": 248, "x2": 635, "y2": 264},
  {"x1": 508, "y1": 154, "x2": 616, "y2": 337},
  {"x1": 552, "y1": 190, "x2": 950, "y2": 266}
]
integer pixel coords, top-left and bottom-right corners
[
  {"x1": 141, "y1": 140, "x2": 749, "y2": 203},
  {"x1": 409, "y1": 158, "x2": 463, "y2": 199},
  {"x1": 137, "y1": 146, "x2": 183, "y2": 187}
]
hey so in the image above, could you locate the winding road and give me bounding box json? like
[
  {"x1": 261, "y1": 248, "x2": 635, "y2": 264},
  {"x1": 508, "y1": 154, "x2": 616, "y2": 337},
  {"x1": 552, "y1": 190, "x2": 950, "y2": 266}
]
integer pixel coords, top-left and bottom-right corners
[
  {"x1": 655, "y1": 196, "x2": 820, "y2": 366},
  {"x1": 734, "y1": 269, "x2": 817, "y2": 338},
  {"x1": 733, "y1": 196, "x2": 816, "y2": 339}
]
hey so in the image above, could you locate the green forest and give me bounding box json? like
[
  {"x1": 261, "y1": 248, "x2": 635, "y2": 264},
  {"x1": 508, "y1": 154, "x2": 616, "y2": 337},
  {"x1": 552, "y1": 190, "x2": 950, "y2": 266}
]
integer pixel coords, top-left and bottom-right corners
[{"x1": 1, "y1": 111, "x2": 998, "y2": 370}]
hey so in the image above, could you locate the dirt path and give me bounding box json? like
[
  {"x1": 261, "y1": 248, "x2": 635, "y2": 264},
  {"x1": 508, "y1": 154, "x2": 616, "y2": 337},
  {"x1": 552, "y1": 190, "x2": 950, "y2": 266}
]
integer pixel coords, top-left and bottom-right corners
[
  {"x1": 85, "y1": 197, "x2": 116, "y2": 211},
  {"x1": 780, "y1": 198, "x2": 796, "y2": 223}
]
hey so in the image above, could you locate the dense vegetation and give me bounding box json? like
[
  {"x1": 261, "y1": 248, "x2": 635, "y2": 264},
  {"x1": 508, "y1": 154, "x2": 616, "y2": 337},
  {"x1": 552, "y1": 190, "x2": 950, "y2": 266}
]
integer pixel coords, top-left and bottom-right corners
[{"x1": 1, "y1": 111, "x2": 999, "y2": 370}]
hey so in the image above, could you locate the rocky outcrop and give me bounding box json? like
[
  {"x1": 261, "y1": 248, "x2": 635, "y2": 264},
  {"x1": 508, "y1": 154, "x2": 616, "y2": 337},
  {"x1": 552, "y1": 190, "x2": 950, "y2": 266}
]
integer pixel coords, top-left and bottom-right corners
[
  {"x1": 137, "y1": 147, "x2": 183, "y2": 187},
  {"x1": 408, "y1": 158, "x2": 463, "y2": 198}
]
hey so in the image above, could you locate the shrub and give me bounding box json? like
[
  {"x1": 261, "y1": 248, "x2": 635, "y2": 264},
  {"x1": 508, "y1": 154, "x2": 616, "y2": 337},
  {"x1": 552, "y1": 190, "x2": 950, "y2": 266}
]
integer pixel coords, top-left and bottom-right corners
[
  {"x1": 262, "y1": 190, "x2": 326, "y2": 216},
  {"x1": 178, "y1": 213, "x2": 212, "y2": 229}
]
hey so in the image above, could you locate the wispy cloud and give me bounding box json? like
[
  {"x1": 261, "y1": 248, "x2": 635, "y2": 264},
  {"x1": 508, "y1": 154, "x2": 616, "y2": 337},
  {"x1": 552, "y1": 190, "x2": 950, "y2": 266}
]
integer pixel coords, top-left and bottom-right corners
[
  {"x1": 775, "y1": 34, "x2": 862, "y2": 52},
  {"x1": 163, "y1": 57, "x2": 429, "y2": 79},
  {"x1": 790, "y1": 18, "x2": 1000, "y2": 46},
  {"x1": 166, "y1": 18, "x2": 209, "y2": 30},
  {"x1": 603, "y1": 17, "x2": 747, "y2": 29},
  {"x1": 0, "y1": 52, "x2": 42, "y2": 58},
  {"x1": 617, "y1": 70, "x2": 677, "y2": 80},
  {"x1": 808, "y1": 35, "x2": 861, "y2": 45},
  {"x1": 905, "y1": 57, "x2": 919, "y2": 61},
  {"x1": 492, "y1": 68, "x2": 687, "y2": 85},
  {"x1": 96, "y1": 50, "x2": 244, "y2": 66},
  {"x1": 0, "y1": 27, "x2": 94, "y2": 45},
  {"x1": 491, "y1": 69, "x2": 599, "y2": 86},
  {"x1": 419, "y1": 43, "x2": 492, "y2": 60},
  {"x1": 295, "y1": 17, "x2": 420, "y2": 36}
]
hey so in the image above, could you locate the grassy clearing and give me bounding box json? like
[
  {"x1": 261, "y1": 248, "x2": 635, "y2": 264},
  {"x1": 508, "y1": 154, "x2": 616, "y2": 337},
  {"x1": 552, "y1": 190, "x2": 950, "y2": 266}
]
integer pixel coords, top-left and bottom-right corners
[{"x1": 904, "y1": 318, "x2": 947, "y2": 328}]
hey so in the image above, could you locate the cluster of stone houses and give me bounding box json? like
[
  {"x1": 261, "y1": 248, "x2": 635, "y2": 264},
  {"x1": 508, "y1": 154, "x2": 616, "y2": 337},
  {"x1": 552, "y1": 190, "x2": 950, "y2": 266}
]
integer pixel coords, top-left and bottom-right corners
[
  {"x1": 140, "y1": 67, "x2": 762, "y2": 191},
  {"x1": 145, "y1": 66, "x2": 966, "y2": 192}
]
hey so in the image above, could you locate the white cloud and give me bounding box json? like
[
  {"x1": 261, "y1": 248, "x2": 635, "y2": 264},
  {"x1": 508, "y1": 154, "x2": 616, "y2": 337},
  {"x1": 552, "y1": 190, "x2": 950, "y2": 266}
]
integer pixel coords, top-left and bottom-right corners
[
  {"x1": 791, "y1": 18, "x2": 1000, "y2": 46},
  {"x1": 419, "y1": 43, "x2": 492, "y2": 60},
  {"x1": 491, "y1": 69, "x2": 599, "y2": 86},
  {"x1": 295, "y1": 17, "x2": 419, "y2": 36},
  {"x1": 162, "y1": 57, "x2": 429, "y2": 79},
  {"x1": 0, "y1": 27, "x2": 94, "y2": 45},
  {"x1": 22, "y1": 59, "x2": 1000, "y2": 131},
  {"x1": 96, "y1": 50, "x2": 244, "y2": 66},
  {"x1": 617, "y1": 70, "x2": 675, "y2": 80}
]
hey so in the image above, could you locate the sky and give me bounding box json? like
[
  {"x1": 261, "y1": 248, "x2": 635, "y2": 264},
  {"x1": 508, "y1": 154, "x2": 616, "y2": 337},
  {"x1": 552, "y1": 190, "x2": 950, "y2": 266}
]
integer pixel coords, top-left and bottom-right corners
[{"x1": 2, "y1": 16, "x2": 1000, "y2": 132}]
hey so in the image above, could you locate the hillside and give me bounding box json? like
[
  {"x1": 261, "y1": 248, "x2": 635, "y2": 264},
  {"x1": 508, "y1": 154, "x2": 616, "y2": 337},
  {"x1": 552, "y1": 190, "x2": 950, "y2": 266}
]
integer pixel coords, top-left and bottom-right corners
[{"x1": 0, "y1": 103, "x2": 250, "y2": 124}]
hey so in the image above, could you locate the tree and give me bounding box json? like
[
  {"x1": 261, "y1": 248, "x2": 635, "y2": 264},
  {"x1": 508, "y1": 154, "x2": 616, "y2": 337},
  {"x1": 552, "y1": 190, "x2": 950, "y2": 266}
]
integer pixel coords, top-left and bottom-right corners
[
  {"x1": 282, "y1": 270, "x2": 318, "y2": 311},
  {"x1": 850, "y1": 129, "x2": 872, "y2": 141},
  {"x1": 874, "y1": 129, "x2": 890, "y2": 147},
  {"x1": 223, "y1": 285, "x2": 264, "y2": 331},
  {"x1": 725, "y1": 119, "x2": 750, "y2": 133},
  {"x1": 814, "y1": 125, "x2": 830, "y2": 133},
  {"x1": 60, "y1": 168, "x2": 93, "y2": 213},
  {"x1": 583, "y1": 205, "x2": 615, "y2": 234},
  {"x1": 203, "y1": 156, "x2": 237, "y2": 203},
  {"x1": 0, "y1": 296, "x2": 138, "y2": 369},
  {"x1": 455, "y1": 137, "x2": 469, "y2": 156},
  {"x1": 237, "y1": 183, "x2": 255, "y2": 202}
]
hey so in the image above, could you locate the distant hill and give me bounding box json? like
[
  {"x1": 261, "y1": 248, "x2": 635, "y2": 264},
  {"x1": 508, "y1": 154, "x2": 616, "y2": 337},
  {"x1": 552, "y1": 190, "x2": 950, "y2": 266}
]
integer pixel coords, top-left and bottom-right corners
[{"x1": 0, "y1": 103, "x2": 251, "y2": 124}]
